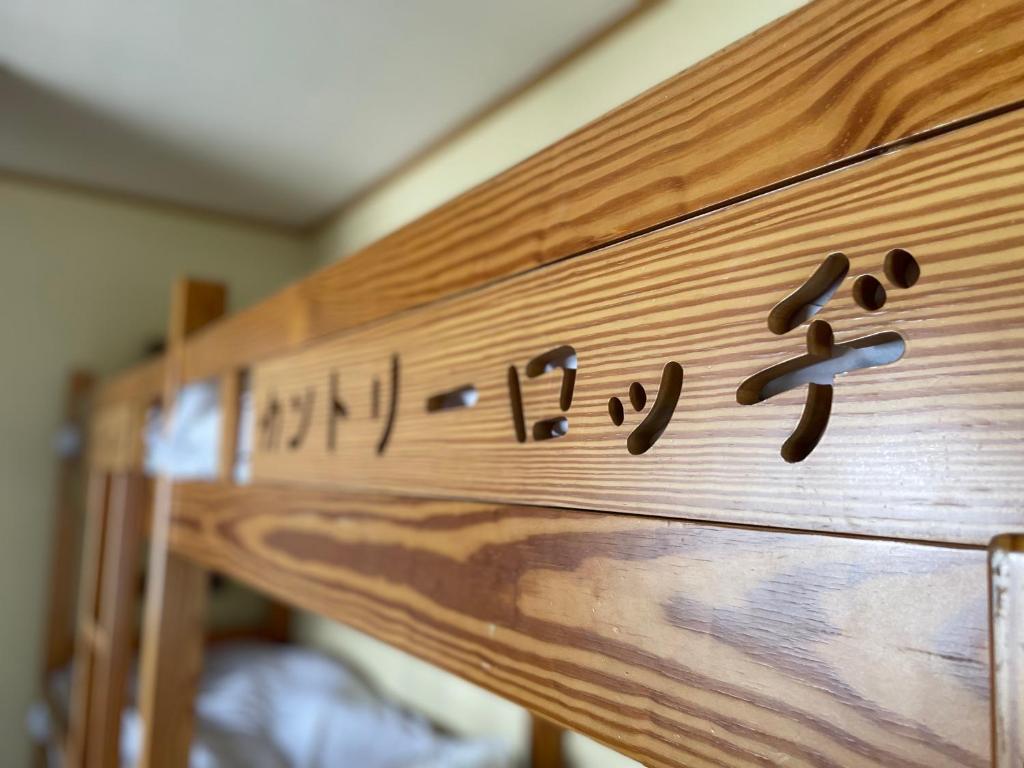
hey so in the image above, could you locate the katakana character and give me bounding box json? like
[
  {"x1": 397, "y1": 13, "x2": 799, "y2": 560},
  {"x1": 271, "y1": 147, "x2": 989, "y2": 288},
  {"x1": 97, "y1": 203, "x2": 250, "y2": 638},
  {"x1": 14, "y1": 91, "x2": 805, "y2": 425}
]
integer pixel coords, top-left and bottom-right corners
[
  {"x1": 737, "y1": 248, "x2": 919, "y2": 462},
  {"x1": 607, "y1": 361, "x2": 684, "y2": 455}
]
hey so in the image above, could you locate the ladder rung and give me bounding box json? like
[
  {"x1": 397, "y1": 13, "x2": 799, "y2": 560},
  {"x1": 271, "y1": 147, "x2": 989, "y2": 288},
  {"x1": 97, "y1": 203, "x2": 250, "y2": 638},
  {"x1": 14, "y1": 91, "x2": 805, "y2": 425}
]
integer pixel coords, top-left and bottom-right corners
[{"x1": 80, "y1": 618, "x2": 109, "y2": 654}]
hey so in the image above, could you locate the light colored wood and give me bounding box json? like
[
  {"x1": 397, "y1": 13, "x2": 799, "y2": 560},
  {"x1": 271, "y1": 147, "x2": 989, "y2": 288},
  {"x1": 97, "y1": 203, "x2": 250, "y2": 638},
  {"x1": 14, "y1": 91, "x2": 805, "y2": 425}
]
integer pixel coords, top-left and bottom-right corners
[
  {"x1": 137, "y1": 527, "x2": 208, "y2": 768},
  {"x1": 41, "y1": 370, "x2": 93, "y2": 679},
  {"x1": 170, "y1": 481, "x2": 992, "y2": 768},
  {"x1": 136, "y1": 279, "x2": 226, "y2": 768},
  {"x1": 249, "y1": 108, "x2": 1024, "y2": 546},
  {"x1": 88, "y1": 401, "x2": 147, "y2": 472},
  {"x1": 529, "y1": 714, "x2": 565, "y2": 768},
  {"x1": 217, "y1": 370, "x2": 241, "y2": 481},
  {"x1": 183, "y1": 0, "x2": 1024, "y2": 384},
  {"x1": 990, "y1": 533, "x2": 1024, "y2": 768},
  {"x1": 66, "y1": 470, "x2": 109, "y2": 767},
  {"x1": 78, "y1": 619, "x2": 108, "y2": 654},
  {"x1": 86, "y1": 472, "x2": 146, "y2": 768},
  {"x1": 66, "y1": 472, "x2": 146, "y2": 768},
  {"x1": 90, "y1": 4, "x2": 1024, "y2": 763},
  {"x1": 94, "y1": 356, "x2": 163, "y2": 409}
]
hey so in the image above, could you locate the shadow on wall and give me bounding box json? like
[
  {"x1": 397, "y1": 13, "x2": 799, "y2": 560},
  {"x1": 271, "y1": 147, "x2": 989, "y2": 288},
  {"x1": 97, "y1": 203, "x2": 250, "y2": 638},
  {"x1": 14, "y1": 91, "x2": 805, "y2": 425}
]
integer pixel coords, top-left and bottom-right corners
[{"x1": 0, "y1": 64, "x2": 309, "y2": 222}]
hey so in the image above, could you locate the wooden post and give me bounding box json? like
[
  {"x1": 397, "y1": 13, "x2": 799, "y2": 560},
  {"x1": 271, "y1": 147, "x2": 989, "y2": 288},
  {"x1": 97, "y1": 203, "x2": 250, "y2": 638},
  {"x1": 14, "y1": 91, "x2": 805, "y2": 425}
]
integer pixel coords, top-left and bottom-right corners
[
  {"x1": 37, "y1": 371, "x2": 92, "y2": 767},
  {"x1": 529, "y1": 714, "x2": 565, "y2": 768},
  {"x1": 41, "y1": 370, "x2": 93, "y2": 680},
  {"x1": 217, "y1": 370, "x2": 241, "y2": 483},
  {"x1": 136, "y1": 279, "x2": 225, "y2": 768},
  {"x1": 86, "y1": 472, "x2": 146, "y2": 768},
  {"x1": 65, "y1": 470, "x2": 109, "y2": 767},
  {"x1": 990, "y1": 533, "x2": 1024, "y2": 768}
]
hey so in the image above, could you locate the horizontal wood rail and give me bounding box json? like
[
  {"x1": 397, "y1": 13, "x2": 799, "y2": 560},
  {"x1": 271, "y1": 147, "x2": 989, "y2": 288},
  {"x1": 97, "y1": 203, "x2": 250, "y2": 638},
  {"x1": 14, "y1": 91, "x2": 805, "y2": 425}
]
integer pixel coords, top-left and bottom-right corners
[
  {"x1": 248, "y1": 107, "x2": 1024, "y2": 545},
  {"x1": 176, "y1": 0, "x2": 1024, "y2": 384},
  {"x1": 170, "y1": 481, "x2": 991, "y2": 768},
  {"x1": 95, "y1": 357, "x2": 163, "y2": 408}
]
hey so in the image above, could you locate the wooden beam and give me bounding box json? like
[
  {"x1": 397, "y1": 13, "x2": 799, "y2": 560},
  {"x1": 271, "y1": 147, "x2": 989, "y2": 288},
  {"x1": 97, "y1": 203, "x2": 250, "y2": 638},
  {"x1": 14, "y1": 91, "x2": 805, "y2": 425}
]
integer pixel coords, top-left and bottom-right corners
[
  {"x1": 249, "y1": 107, "x2": 1024, "y2": 546},
  {"x1": 529, "y1": 714, "x2": 565, "y2": 768},
  {"x1": 87, "y1": 472, "x2": 146, "y2": 768},
  {"x1": 94, "y1": 356, "x2": 163, "y2": 409},
  {"x1": 217, "y1": 369, "x2": 241, "y2": 482},
  {"x1": 65, "y1": 470, "x2": 109, "y2": 767},
  {"x1": 136, "y1": 279, "x2": 226, "y2": 768},
  {"x1": 170, "y1": 481, "x2": 992, "y2": 768},
  {"x1": 183, "y1": 0, "x2": 1024, "y2": 383},
  {"x1": 990, "y1": 533, "x2": 1024, "y2": 768},
  {"x1": 41, "y1": 370, "x2": 93, "y2": 679}
]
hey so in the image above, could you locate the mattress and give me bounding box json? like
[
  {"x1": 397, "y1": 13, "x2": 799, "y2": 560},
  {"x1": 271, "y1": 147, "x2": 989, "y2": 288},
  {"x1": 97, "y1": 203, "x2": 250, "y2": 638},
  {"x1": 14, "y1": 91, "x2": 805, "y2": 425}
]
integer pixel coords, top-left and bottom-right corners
[{"x1": 29, "y1": 642, "x2": 514, "y2": 768}]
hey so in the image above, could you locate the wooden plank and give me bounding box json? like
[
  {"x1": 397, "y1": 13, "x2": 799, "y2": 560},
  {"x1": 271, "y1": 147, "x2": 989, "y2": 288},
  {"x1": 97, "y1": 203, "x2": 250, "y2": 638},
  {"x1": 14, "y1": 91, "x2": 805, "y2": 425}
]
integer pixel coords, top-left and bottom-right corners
[
  {"x1": 88, "y1": 401, "x2": 146, "y2": 472},
  {"x1": 170, "y1": 481, "x2": 992, "y2": 768},
  {"x1": 137, "y1": 531, "x2": 208, "y2": 768},
  {"x1": 136, "y1": 279, "x2": 225, "y2": 768},
  {"x1": 87, "y1": 472, "x2": 145, "y2": 768},
  {"x1": 990, "y1": 533, "x2": 1024, "y2": 768},
  {"x1": 183, "y1": 0, "x2": 1024, "y2": 384},
  {"x1": 41, "y1": 370, "x2": 93, "y2": 678},
  {"x1": 217, "y1": 370, "x2": 242, "y2": 481},
  {"x1": 66, "y1": 470, "x2": 109, "y2": 767},
  {"x1": 95, "y1": 356, "x2": 164, "y2": 408},
  {"x1": 249, "y1": 108, "x2": 1024, "y2": 546},
  {"x1": 530, "y1": 715, "x2": 565, "y2": 768}
]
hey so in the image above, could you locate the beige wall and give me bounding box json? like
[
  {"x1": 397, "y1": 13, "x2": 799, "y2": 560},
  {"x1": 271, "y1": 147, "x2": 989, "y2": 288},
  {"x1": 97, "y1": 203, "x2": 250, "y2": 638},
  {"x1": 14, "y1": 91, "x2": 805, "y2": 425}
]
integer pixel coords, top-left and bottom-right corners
[
  {"x1": 306, "y1": 1, "x2": 804, "y2": 764},
  {"x1": 0, "y1": 176, "x2": 314, "y2": 767}
]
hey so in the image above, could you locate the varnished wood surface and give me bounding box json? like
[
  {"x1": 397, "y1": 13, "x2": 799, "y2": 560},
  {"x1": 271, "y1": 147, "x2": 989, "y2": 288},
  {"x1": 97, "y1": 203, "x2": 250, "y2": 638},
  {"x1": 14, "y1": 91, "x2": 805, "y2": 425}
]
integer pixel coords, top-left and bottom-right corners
[
  {"x1": 66, "y1": 471, "x2": 109, "y2": 767},
  {"x1": 91, "y1": 357, "x2": 160, "y2": 473},
  {"x1": 42, "y1": 370, "x2": 93, "y2": 679},
  {"x1": 88, "y1": 401, "x2": 146, "y2": 472},
  {"x1": 990, "y1": 533, "x2": 1024, "y2": 767},
  {"x1": 250, "y1": 108, "x2": 1024, "y2": 545},
  {"x1": 182, "y1": 0, "x2": 1024, "y2": 384},
  {"x1": 137, "y1": 280, "x2": 224, "y2": 768},
  {"x1": 529, "y1": 714, "x2": 565, "y2": 768},
  {"x1": 94, "y1": 356, "x2": 163, "y2": 408},
  {"x1": 170, "y1": 481, "x2": 991, "y2": 768},
  {"x1": 87, "y1": 472, "x2": 146, "y2": 768}
]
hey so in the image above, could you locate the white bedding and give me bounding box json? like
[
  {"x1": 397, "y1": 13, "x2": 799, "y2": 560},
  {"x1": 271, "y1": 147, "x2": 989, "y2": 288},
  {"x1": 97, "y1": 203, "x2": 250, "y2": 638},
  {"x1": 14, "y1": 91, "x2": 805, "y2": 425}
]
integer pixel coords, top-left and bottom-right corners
[
  {"x1": 144, "y1": 378, "x2": 253, "y2": 482},
  {"x1": 31, "y1": 643, "x2": 514, "y2": 768}
]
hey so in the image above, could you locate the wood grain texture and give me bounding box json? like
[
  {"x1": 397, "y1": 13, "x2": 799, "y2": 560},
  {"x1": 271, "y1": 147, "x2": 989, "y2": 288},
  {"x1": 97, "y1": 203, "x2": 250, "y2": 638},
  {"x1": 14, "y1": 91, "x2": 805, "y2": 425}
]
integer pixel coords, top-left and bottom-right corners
[
  {"x1": 217, "y1": 370, "x2": 241, "y2": 481},
  {"x1": 182, "y1": 0, "x2": 1024, "y2": 384},
  {"x1": 136, "y1": 535, "x2": 208, "y2": 768},
  {"x1": 136, "y1": 279, "x2": 224, "y2": 768},
  {"x1": 66, "y1": 471, "x2": 109, "y2": 768},
  {"x1": 94, "y1": 356, "x2": 163, "y2": 408},
  {"x1": 88, "y1": 401, "x2": 147, "y2": 472},
  {"x1": 170, "y1": 481, "x2": 992, "y2": 768},
  {"x1": 530, "y1": 714, "x2": 566, "y2": 768},
  {"x1": 990, "y1": 533, "x2": 1024, "y2": 768},
  {"x1": 249, "y1": 109, "x2": 1024, "y2": 545},
  {"x1": 87, "y1": 472, "x2": 146, "y2": 768}
]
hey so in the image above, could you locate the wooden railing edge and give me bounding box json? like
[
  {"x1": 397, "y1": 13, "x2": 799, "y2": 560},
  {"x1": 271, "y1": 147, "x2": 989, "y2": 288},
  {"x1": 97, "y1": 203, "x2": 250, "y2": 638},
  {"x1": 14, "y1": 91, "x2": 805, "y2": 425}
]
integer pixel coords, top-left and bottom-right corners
[{"x1": 176, "y1": 0, "x2": 1024, "y2": 383}]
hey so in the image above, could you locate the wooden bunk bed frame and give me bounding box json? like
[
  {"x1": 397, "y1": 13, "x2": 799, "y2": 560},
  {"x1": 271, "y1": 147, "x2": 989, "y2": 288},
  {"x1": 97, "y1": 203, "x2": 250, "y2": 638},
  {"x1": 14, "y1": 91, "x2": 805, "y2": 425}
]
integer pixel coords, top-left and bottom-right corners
[
  {"x1": 46, "y1": 345, "x2": 290, "y2": 765},
  {"x1": 67, "y1": 1, "x2": 1024, "y2": 765}
]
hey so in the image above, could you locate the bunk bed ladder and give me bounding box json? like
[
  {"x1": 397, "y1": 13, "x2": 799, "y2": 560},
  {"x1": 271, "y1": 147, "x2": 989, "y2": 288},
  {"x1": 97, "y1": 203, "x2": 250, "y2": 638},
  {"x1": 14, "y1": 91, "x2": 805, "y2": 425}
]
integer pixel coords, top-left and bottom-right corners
[
  {"x1": 36, "y1": 370, "x2": 92, "y2": 767},
  {"x1": 136, "y1": 278, "x2": 227, "y2": 768},
  {"x1": 65, "y1": 470, "x2": 146, "y2": 768}
]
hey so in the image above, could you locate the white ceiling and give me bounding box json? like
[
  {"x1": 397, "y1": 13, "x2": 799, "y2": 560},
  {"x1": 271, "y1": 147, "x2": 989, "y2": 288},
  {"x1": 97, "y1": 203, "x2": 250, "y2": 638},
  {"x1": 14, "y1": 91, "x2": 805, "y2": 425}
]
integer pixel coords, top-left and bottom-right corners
[{"x1": 0, "y1": 1, "x2": 633, "y2": 226}]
